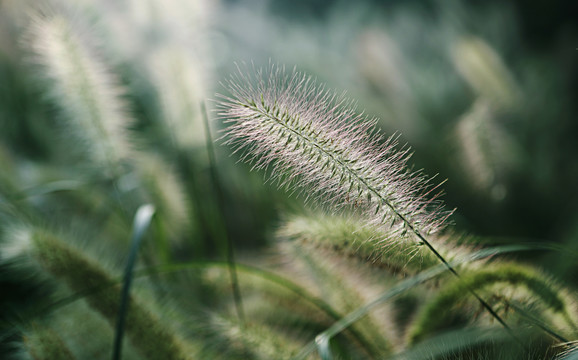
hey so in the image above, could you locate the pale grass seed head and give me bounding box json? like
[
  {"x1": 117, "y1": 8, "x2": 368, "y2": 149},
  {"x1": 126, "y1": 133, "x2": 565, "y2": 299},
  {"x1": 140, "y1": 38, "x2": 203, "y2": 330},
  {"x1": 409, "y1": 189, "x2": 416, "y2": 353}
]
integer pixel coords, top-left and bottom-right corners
[
  {"x1": 27, "y1": 11, "x2": 133, "y2": 174},
  {"x1": 452, "y1": 36, "x2": 520, "y2": 110},
  {"x1": 22, "y1": 323, "x2": 75, "y2": 360},
  {"x1": 1, "y1": 225, "x2": 34, "y2": 261},
  {"x1": 148, "y1": 46, "x2": 206, "y2": 150},
  {"x1": 277, "y1": 212, "x2": 481, "y2": 277},
  {"x1": 218, "y1": 65, "x2": 452, "y2": 242}
]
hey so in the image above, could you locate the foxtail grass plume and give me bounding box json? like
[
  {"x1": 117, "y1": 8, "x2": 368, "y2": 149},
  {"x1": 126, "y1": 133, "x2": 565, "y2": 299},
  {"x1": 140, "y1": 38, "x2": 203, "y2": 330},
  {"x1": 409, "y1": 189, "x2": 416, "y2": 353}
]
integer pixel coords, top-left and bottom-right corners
[
  {"x1": 22, "y1": 323, "x2": 75, "y2": 360},
  {"x1": 218, "y1": 65, "x2": 452, "y2": 244},
  {"x1": 452, "y1": 36, "x2": 520, "y2": 110},
  {"x1": 2, "y1": 226, "x2": 196, "y2": 360},
  {"x1": 27, "y1": 11, "x2": 133, "y2": 174},
  {"x1": 277, "y1": 212, "x2": 450, "y2": 275},
  {"x1": 210, "y1": 315, "x2": 316, "y2": 360},
  {"x1": 148, "y1": 46, "x2": 206, "y2": 150}
]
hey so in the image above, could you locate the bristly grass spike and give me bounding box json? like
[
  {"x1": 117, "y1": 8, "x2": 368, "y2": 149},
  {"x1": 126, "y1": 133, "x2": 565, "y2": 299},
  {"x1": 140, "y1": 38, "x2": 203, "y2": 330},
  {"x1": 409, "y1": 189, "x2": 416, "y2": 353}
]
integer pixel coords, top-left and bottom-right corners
[{"x1": 217, "y1": 64, "x2": 453, "y2": 245}]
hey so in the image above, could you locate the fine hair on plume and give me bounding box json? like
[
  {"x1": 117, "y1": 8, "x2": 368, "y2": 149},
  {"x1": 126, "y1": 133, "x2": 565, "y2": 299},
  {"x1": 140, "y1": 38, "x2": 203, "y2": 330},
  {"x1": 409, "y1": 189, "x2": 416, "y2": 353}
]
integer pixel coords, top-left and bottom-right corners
[{"x1": 217, "y1": 64, "x2": 453, "y2": 244}]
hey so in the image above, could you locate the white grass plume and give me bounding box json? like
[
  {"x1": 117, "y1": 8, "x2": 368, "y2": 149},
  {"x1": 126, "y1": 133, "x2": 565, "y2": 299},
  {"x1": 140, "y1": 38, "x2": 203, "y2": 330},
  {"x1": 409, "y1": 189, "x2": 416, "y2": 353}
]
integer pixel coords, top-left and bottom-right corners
[
  {"x1": 218, "y1": 64, "x2": 453, "y2": 244},
  {"x1": 27, "y1": 10, "x2": 133, "y2": 174},
  {"x1": 452, "y1": 36, "x2": 520, "y2": 110},
  {"x1": 148, "y1": 46, "x2": 206, "y2": 150}
]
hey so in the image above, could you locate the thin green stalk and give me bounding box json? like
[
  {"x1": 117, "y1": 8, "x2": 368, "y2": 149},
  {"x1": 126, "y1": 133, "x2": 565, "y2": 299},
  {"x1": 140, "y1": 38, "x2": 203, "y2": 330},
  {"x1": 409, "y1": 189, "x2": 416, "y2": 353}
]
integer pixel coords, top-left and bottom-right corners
[
  {"x1": 202, "y1": 102, "x2": 245, "y2": 325},
  {"x1": 507, "y1": 301, "x2": 569, "y2": 343},
  {"x1": 112, "y1": 204, "x2": 155, "y2": 360},
  {"x1": 406, "y1": 220, "x2": 517, "y2": 342}
]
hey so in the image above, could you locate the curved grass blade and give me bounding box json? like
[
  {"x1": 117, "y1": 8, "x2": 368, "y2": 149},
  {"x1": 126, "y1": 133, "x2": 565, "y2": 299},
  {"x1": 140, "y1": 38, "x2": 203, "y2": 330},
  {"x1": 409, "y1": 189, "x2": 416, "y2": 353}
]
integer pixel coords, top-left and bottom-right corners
[
  {"x1": 138, "y1": 261, "x2": 377, "y2": 354},
  {"x1": 292, "y1": 244, "x2": 538, "y2": 360},
  {"x1": 391, "y1": 326, "x2": 532, "y2": 360},
  {"x1": 408, "y1": 262, "x2": 576, "y2": 344},
  {"x1": 559, "y1": 347, "x2": 578, "y2": 360},
  {"x1": 112, "y1": 204, "x2": 155, "y2": 360},
  {"x1": 0, "y1": 243, "x2": 552, "y2": 350},
  {"x1": 315, "y1": 335, "x2": 333, "y2": 360},
  {"x1": 21, "y1": 180, "x2": 84, "y2": 198},
  {"x1": 3, "y1": 261, "x2": 340, "y2": 345}
]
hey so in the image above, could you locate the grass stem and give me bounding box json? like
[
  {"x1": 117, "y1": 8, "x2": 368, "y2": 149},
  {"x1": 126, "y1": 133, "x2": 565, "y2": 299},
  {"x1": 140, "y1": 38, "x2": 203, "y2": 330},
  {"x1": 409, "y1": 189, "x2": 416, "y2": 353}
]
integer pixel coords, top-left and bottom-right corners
[{"x1": 202, "y1": 102, "x2": 245, "y2": 326}]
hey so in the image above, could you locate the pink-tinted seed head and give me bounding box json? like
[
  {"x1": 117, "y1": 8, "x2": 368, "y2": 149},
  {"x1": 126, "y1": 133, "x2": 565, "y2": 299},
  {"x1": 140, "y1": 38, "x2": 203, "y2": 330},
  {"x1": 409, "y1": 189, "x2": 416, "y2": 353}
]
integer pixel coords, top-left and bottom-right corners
[{"x1": 217, "y1": 64, "x2": 452, "y2": 242}]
